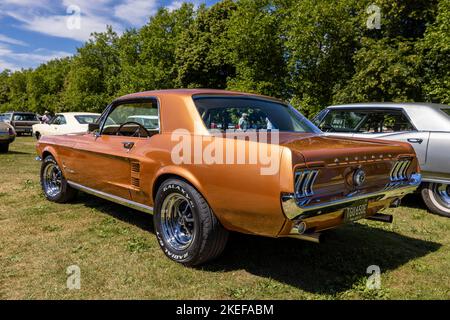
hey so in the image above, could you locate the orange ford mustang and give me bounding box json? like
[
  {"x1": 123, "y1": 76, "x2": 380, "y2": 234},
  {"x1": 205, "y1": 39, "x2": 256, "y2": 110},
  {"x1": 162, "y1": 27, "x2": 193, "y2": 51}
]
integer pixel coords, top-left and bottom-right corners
[{"x1": 36, "y1": 89, "x2": 421, "y2": 265}]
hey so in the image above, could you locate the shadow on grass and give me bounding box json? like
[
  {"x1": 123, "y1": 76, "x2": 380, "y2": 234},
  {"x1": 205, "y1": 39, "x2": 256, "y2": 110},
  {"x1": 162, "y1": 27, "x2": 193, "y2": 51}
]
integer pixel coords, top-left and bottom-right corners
[
  {"x1": 76, "y1": 193, "x2": 440, "y2": 295},
  {"x1": 400, "y1": 193, "x2": 428, "y2": 211},
  {"x1": 76, "y1": 193, "x2": 154, "y2": 232},
  {"x1": 7, "y1": 150, "x2": 32, "y2": 155}
]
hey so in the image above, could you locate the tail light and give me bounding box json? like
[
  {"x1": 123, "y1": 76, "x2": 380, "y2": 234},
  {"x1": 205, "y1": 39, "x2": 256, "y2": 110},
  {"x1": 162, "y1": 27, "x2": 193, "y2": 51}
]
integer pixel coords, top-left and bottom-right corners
[
  {"x1": 390, "y1": 159, "x2": 411, "y2": 181},
  {"x1": 294, "y1": 169, "x2": 319, "y2": 198}
]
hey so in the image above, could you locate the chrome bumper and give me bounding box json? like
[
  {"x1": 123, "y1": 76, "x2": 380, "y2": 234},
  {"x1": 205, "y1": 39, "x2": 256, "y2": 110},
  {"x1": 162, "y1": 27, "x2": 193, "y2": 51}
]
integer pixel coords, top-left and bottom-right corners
[{"x1": 281, "y1": 173, "x2": 422, "y2": 220}]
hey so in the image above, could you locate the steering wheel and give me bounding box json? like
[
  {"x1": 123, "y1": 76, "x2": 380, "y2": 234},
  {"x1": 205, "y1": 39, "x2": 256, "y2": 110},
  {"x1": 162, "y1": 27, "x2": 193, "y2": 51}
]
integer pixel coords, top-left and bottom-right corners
[{"x1": 116, "y1": 121, "x2": 150, "y2": 138}]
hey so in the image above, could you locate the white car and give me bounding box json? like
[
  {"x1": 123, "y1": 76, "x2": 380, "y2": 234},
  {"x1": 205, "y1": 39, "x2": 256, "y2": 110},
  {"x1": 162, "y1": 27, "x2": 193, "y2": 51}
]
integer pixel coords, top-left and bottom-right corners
[
  {"x1": 313, "y1": 103, "x2": 450, "y2": 217},
  {"x1": 33, "y1": 112, "x2": 100, "y2": 140},
  {"x1": 127, "y1": 115, "x2": 159, "y2": 130}
]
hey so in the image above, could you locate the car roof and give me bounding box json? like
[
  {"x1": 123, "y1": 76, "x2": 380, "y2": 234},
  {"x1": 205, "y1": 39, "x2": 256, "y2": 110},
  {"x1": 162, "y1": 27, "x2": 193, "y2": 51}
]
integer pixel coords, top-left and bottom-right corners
[
  {"x1": 116, "y1": 89, "x2": 286, "y2": 104},
  {"x1": 328, "y1": 102, "x2": 450, "y2": 111}
]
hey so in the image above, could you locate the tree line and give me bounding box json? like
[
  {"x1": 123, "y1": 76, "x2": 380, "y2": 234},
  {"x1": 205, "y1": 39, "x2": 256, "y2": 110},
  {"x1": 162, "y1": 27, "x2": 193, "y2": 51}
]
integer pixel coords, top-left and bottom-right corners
[{"x1": 0, "y1": 0, "x2": 448, "y2": 117}]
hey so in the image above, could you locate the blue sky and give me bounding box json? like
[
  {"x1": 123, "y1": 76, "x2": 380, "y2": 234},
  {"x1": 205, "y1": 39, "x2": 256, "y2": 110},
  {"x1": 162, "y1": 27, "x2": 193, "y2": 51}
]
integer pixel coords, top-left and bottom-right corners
[{"x1": 0, "y1": 0, "x2": 217, "y2": 72}]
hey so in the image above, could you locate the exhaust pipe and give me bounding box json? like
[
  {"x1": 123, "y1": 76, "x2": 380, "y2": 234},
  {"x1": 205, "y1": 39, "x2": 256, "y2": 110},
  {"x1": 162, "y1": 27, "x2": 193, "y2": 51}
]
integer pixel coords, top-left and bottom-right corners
[
  {"x1": 294, "y1": 232, "x2": 321, "y2": 243},
  {"x1": 390, "y1": 198, "x2": 401, "y2": 208},
  {"x1": 366, "y1": 213, "x2": 393, "y2": 223}
]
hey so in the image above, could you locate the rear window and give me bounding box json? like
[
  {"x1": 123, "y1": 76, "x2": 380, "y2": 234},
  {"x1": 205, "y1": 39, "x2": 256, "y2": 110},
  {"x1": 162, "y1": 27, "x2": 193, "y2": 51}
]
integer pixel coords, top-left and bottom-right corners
[
  {"x1": 441, "y1": 109, "x2": 450, "y2": 117},
  {"x1": 193, "y1": 96, "x2": 320, "y2": 133},
  {"x1": 13, "y1": 113, "x2": 37, "y2": 121},
  {"x1": 75, "y1": 115, "x2": 100, "y2": 124}
]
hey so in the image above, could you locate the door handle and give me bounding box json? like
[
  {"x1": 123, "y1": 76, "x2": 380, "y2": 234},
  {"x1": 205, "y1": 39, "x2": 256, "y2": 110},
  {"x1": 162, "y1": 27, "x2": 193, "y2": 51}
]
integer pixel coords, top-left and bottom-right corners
[
  {"x1": 407, "y1": 138, "x2": 423, "y2": 144},
  {"x1": 122, "y1": 142, "x2": 135, "y2": 150}
]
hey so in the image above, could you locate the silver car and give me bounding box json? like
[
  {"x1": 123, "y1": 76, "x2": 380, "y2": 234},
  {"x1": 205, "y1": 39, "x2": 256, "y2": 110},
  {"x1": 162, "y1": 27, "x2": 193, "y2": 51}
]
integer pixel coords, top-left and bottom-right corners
[{"x1": 313, "y1": 103, "x2": 450, "y2": 217}]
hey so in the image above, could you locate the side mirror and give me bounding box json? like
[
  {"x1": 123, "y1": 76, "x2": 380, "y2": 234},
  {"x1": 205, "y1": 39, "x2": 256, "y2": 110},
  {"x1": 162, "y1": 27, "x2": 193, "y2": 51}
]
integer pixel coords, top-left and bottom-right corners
[{"x1": 88, "y1": 123, "x2": 100, "y2": 133}]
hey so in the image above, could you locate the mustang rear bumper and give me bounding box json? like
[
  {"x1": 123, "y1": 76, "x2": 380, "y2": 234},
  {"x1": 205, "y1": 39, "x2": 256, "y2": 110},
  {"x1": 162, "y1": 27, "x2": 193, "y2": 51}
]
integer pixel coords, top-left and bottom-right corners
[{"x1": 280, "y1": 173, "x2": 421, "y2": 237}]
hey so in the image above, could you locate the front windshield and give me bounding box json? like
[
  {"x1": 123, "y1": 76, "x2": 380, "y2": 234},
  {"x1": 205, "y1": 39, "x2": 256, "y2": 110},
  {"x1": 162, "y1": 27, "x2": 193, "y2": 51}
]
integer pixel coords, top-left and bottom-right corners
[
  {"x1": 441, "y1": 109, "x2": 450, "y2": 118},
  {"x1": 193, "y1": 96, "x2": 320, "y2": 133}
]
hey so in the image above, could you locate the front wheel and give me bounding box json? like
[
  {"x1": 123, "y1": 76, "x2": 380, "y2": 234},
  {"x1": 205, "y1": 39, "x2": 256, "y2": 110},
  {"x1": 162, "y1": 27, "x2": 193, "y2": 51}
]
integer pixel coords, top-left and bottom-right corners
[
  {"x1": 154, "y1": 179, "x2": 229, "y2": 266},
  {"x1": 421, "y1": 183, "x2": 450, "y2": 218},
  {"x1": 40, "y1": 155, "x2": 77, "y2": 203}
]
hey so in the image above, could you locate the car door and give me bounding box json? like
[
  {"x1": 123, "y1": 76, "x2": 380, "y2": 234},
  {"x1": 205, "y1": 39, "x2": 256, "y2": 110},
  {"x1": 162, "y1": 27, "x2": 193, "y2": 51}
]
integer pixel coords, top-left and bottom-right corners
[
  {"x1": 69, "y1": 98, "x2": 160, "y2": 201},
  {"x1": 50, "y1": 115, "x2": 68, "y2": 135},
  {"x1": 350, "y1": 109, "x2": 429, "y2": 166},
  {"x1": 421, "y1": 132, "x2": 450, "y2": 179}
]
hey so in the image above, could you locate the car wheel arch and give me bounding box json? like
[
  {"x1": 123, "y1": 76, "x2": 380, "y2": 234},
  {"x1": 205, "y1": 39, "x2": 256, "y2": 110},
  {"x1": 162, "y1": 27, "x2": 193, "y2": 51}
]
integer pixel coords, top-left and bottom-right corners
[
  {"x1": 152, "y1": 171, "x2": 204, "y2": 203},
  {"x1": 41, "y1": 148, "x2": 63, "y2": 172}
]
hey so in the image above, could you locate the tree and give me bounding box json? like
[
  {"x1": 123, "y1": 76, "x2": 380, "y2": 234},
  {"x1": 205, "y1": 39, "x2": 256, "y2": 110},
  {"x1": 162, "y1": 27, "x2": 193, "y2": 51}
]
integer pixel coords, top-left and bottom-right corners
[
  {"x1": 282, "y1": 0, "x2": 362, "y2": 116},
  {"x1": 175, "y1": 0, "x2": 237, "y2": 89},
  {"x1": 419, "y1": 0, "x2": 450, "y2": 104},
  {"x1": 226, "y1": 0, "x2": 288, "y2": 98}
]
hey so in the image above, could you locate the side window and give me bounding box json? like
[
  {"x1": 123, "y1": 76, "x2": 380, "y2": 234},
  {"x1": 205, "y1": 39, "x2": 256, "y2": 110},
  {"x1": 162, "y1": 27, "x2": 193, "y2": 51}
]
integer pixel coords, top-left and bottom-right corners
[
  {"x1": 358, "y1": 110, "x2": 414, "y2": 133},
  {"x1": 101, "y1": 100, "x2": 159, "y2": 137},
  {"x1": 52, "y1": 115, "x2": 66, "y2": 125}
]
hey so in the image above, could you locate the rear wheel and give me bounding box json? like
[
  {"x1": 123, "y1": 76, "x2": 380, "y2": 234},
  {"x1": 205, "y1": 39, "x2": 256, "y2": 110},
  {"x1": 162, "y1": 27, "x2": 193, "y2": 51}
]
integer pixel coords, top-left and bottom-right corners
[
  {"x1": 421, "y1": 183, "x2": 450, "y2": 218},
  {"x1": 0, "y1": 143, "x2": 9, "y2": 153},
  {"x1": 154, "y1": 179, "x2": 228, "y2": 266},
  {"x1": 40, "y1": 155, "x2": 77, "y2": 203}
]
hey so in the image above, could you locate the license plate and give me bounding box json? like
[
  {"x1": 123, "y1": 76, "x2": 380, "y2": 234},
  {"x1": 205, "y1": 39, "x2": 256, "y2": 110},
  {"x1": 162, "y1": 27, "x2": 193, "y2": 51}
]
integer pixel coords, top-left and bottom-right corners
[{"x1": 344, "y1": 200, "x2": 368, "y2": 222}]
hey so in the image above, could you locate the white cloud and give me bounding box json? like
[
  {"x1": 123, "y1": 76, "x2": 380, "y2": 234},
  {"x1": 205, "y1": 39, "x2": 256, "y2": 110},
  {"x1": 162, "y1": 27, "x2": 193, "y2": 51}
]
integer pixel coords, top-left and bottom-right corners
[
  {"x1": 0, "y1": 43, "x2": 71, "y2": 71},
  {"x1": 0, "y1": 34, "x2": 27, "y2": 46},
  {"x1": 8, "y1": 11, "x2": 119, "y2": 42},
  {"x1": 114, "y1": 0, "x2": 158, "y2": 26},
  {"x1": 166, "y1": 0, "x2": 184, "y2": 12}
]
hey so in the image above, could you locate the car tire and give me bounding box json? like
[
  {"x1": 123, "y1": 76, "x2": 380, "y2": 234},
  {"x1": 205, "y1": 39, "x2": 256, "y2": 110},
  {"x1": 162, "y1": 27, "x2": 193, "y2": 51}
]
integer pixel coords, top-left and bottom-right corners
[
  {"x1": 40, "y1": 155, "x2": 77, "y2": 203},
  {"x1": 0, "y1": 143, "x2": 8, "y2": 153},
  {"x1": 154, "y1": 178, "x2": 229, "y2": 266},
  {"x1": 421, "y1": 183, "x2": 450, "y2": 218}
]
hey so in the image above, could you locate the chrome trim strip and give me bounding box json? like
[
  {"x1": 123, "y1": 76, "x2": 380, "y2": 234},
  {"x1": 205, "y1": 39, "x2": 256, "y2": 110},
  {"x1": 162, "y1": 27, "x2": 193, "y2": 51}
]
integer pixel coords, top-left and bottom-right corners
[
  {"x1": 67, "y1": 181, "x2": 154, "y2": 214},
  {"x1": 282, "y1": 173, "x2": 421, "y2": 220},
  {"x1": 422, "y1": 178, "x2": 450, "y2": 184}
]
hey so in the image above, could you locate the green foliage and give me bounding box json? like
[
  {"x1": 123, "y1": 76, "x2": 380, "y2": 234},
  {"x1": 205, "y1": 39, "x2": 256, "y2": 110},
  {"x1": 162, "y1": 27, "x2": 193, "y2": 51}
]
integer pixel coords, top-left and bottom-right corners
[{"x1": 0, "y1": 0, "x2": 448, "y2": 116}]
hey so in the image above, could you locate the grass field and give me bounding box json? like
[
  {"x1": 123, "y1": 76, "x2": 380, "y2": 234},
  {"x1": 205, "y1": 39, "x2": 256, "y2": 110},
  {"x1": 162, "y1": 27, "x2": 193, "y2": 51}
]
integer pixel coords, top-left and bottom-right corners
[{"x1": 0, "y1": 137, "x2": 449, "y2": 299}]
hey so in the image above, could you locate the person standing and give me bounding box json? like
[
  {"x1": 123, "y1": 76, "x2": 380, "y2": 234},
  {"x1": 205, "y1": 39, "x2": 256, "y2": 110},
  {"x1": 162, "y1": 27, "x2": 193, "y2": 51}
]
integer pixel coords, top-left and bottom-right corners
[
  {"x1": 238, "y1": 113, "x2": 249, "y2": 130},
  {"x1": 41, "y1": 111, "x2": 51, "y2": 124}
]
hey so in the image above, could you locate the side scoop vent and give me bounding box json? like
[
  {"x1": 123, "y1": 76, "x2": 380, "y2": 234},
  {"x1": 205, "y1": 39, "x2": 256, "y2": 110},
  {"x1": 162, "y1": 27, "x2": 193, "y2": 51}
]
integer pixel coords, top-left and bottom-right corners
[{"x1": 131, "y1": 161, "x2": 140, "y2": 173}]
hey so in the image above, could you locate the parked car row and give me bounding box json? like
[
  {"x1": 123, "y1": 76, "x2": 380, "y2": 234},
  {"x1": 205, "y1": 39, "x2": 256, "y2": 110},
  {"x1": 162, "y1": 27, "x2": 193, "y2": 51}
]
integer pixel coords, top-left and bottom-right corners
[
  {"x1": 35, "y1": 89, "x2": 423, "y2": 265},
  {"x1": 313, "y1": 103, "x2": 450, "y2": 217},
  {"x1": 2, "y1": 91, "x2": 448, "y2": 265},
  {"x1": 0, "y1": 111, "x2": 39, "y2": 136}
]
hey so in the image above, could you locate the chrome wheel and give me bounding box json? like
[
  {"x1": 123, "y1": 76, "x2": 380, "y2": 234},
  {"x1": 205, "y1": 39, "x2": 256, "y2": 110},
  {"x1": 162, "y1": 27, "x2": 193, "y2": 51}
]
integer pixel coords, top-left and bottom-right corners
[
  {"x1": 160, "y1": 193, "x2": 195, "y2": 251},
  {"x1": 43, "y1": 162, "x2": 62, "y2": 197},
  {"x1": 433, "y1": 183, "x2": 450, "y2": 208}
]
